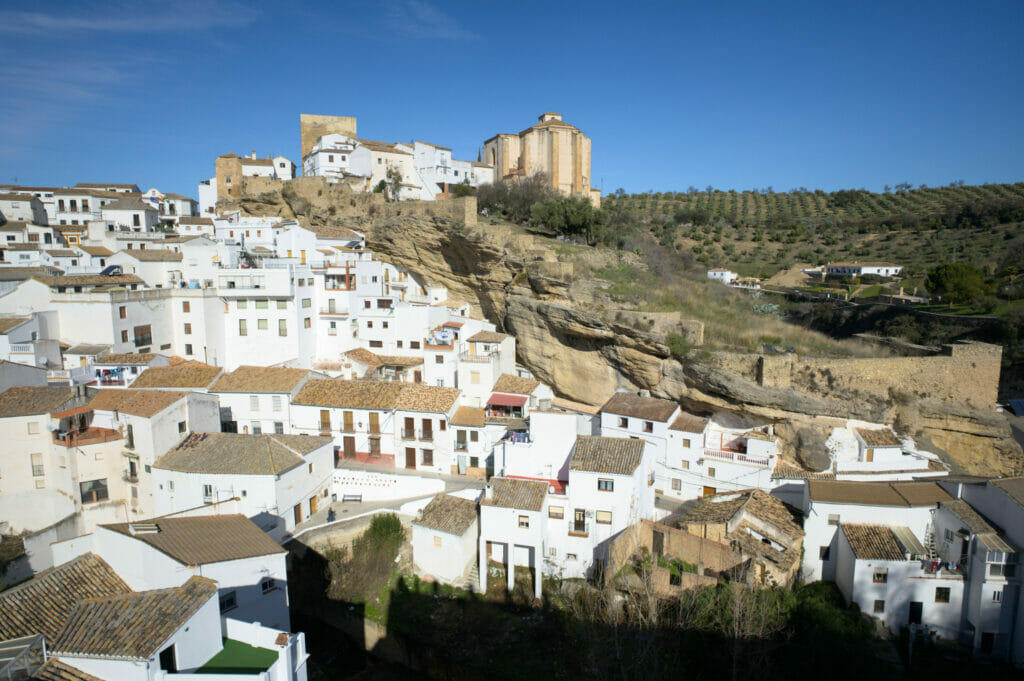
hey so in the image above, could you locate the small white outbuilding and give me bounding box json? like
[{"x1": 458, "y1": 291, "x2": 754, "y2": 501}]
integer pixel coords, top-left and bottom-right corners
[{"x1": 411, "y1": 493, "x2": 479, "y2": 584}]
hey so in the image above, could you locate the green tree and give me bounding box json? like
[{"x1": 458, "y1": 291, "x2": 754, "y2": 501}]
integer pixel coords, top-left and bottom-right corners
[
  {"x1": 529, "y1": 194, "x2": 609, "y2": 245},
  {"x1": 386, "y1": 166, "x2": 403, "y2": 201},
  {"x1": 926, "y1": 263, "x2": 988, "y2": 306}
]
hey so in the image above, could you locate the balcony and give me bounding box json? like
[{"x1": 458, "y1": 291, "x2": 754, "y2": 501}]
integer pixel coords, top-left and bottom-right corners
[
  {"x1": 319, "y1": 422, "x2": 331, "y2": 435},
  {"x1": 455, "y1": 441, "x2": 468, "y2": 452},
  {"x1": 53, "y1": 428, "x2": 122, "y2": 448},
  {"x1": 568, "y1": 521, "x2": 590, "y2": 538},
  {"x1": 419, "y1": 430, "x2": 433, "y2": 442},
  {"x1": 702, "y1": 448, "x2": 771, "y2": 467},
  {"x1": 123, "y1": 470, "x2": 139, "y2": 483},
  {"x1": 319, "y1": 307, "x2": 348, "y2": 316},
  {"x1": 401, "y1": 428, "x2": 417, "y2": 440}
]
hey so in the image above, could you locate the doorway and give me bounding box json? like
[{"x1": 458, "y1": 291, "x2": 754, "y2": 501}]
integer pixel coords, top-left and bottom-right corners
[
  {"x1": 159, "y1": 645, "x2": 177, "y2": 673},
  {"x1": 405, "y1": 447, "x2": 416, "y2": 469},
  {"x1": 309, "y1": 495, "x2": 318, "y2": 515},
  {"x1": 293, "y1": 504, "x2": 302, "y2": 525},
  {"x1": 703, "y1": 486, "x2": 717, "y2": 497},
  {"x1": 343, "y1": 436, "x2": 355, "y2": 459},
  {"x1": 908, "y1": 601, "x2": 922, "y2": 625}
]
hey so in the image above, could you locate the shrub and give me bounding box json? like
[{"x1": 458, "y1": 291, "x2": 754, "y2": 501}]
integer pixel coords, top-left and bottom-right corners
[
  {"x1": 666, "y1": 333, "x2": 691, "y2": 358},
  {"x1": 529, "y1": 194, "x2": 609, "y2": 245}
]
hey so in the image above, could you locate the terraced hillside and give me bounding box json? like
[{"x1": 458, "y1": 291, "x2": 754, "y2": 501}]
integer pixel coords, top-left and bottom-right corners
[{"x1": 604, "y1": 183, "x2": 1024, "y2": 278}]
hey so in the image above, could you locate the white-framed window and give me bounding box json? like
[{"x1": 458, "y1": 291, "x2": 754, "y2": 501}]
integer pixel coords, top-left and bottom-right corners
[
  {"x1": 219, "y1": 590, "x2": 237, "y2": 612},
  {"x1": 873, "y1": 568, "x2": 888, "y2": 584},
  {"x1": 250, "y1": 395, "x2": 259, "y2": 410},
  {"x1": 828, "y1": 514, "x2": 840, "y2": 526},
  {"x1": 27, "y1": 421, "x2": 39, "y2": 435},
  {"x1": 518, "y1": 515, "x2": 529, "y2": 529},
  {"x1": 260, "y1": 578, "x2": 276, "y2": 594},
  {"x1": 598, "y1": 479, "x2": 614, "y2": 492},
  {"x1": 549, "y1": 505, "x2": 564, "y2": 519},
  {"x1": 671, "y1": 479, "x2": 681, "y2": 491},
  {"x1": 272, "y1": 395, "x2": 282, "y2": 411},
  {"x1": 595, "y1": 510, "x2": 612, "y2": 525}
]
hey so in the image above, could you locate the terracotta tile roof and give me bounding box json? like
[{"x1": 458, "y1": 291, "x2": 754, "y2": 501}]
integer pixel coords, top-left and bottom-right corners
[
  {"x1": 102, "y1": 514, "x2": 286, "y2": 565},
  {"x1": 154, "y1": 432, "x2": 331, "y2": 475},
  {"x1": 357, "y1": 139, "x2": 412, "y2": 155},
  {"x1": 240, "y1": 157, "x2": 274, "y2": 166},
  {"x1": 344, "y1": 348, "x2": 382, "y2": 367},
  {"x1": 65, "y1": 343, "x2": 110, "y2": 356},
  {"x1": 855, "y1": 428, "x2": 901, "y2": 447},
  {"x1": 808, "y1": 480, "x2": 951, "y2": 507},
  {"x1": 841, "y1": 524, "x2": 909, "y2": 561},
  {"x1": 0, "y1": 553, "x2": 131, "y2": 644},
  {"x1": 209, "y1": 365, "x2": 311, "y2": 393},
  {"x1": 119, "y1": 248, "x2": 182, "y2": 262},
  {"x1": 395, "y1": 383, "x2": 460, "y2": 413},
  {"x1": 177, "y1": 216, "x2": 213, "y2": 225},
  {"x1": 95, "y1": 352, "x2": 157, "y2": 365},
  {"x1": 130, "y1": 362, "x2": 221, "y2": 389},
  {"x1": 4, "y1": 242, "x2": 40, "y2": 250},
  {"x1": 0, "y1": 267, "x2": 56, "y2": 281},
  {"x1": 0, "y1": 386, "x2": 73, "y2": 417},
  {"x1": 570, "y1": 435, "x2": 645, "y2": 475},
  {"x1": 0, "y1": 192, "x2": 36, "y2": 201},
  {"x1": 940, "y1": 500, "x2": 998, "y2": 536},
  {"x1": 87, "y1": 389, "x2": 187, "y2": 417},
  {"x1": 451, "y1": 406, "x2": 485, "y2": 427},
  {"x1": 31, "y1": 658, "x2": 106, "y2": 681},
  {"x1": 377, "y1": 355, "x2": 424, "y2": 367},
  {"x1": 550, "y1": 397, "x2": 600, "y2": 414},
  {"x1": 46, "y1": 249, "x2": 79, "y2": 257},
  {"x1": 669, "y1": 412, "x2": 709, "y2": 433},
  {"x1": 32, "y1": 274, "x2": 144, "y2": 288},
  {"x1": 79, "y1": 246, "x2": 114, "y2": 256},
  {"x1": 74, "y1": 183, "x2": 139, "y2": 190},
  {"x1": 413, "y1": 494, "x2": 478, "y2": 535},
  {"x1": 771, "y1": 463, "x2": 836, "y2": 480},
  {"x1": 600, "y1": 391, "x2": 678, "y2": 422},
  {"x1": 0, "y1": 316, "x2": 31, "y2": 333},
  {"x1": 293, "y1": 378, "x2": 403, "y2": 409},
  {"x1": 52, "y1": 576, "x2": 217, "y2": 659},
  {"x1": 467, "y1": 330, "x2": 509, "y2": 343},
  {"x1": 492, "y1": 373, "x2": 540, "y2": 395},
  {"x1": 991, "y1": 477, "x2": 1024, "y2": 507},
  {"x1": 482, "y1": 477, "x2": 547, "y2": 511},
  {"x1": 102, "y1": 196, "x2": 156, "y2": 212}
]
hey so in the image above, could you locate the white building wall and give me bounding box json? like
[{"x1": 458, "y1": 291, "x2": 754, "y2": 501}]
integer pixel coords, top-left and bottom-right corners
[{"x1": 412, "y1": 521, "x2": 478, "y2": 583}]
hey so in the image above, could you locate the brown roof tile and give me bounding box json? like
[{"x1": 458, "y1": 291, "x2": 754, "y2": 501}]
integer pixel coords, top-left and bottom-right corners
[
  {"x1": 808, "y1": 480, "x2": 951, "y2": 507},
  {"x1": 414, "y1": 494, "x2": 478, "y2": 535},
  {"x1": 293, "y1": 378, "x2": 403, "y2": 409},
  {"x1": 940, "y1": 500, "x2": 998, "y2": 536},
  {"x1": 770, "y1": 463, "x2": 836, "y2": 480},
  {"x1": 481, "y1": 477, "x2": 547, "y2": 511},
  {"x1": 79, "y1": 246, "x2": 114, "y2": 256},
  {"x1": 376, "y1": 355, "x2": 424, "y2": 367},
  {"x1": 669, "y1": 412, "x2": 709, "y2": 433},
  {"x1": 209, "y1": 365, "x2": 312, "y2": 393},
  {"x1": 130, "y1": 362, "x2": 221, "y2": 389},
  {"x1": 344, "y1": 348, "x2": 382, "y2": 367},
  {"x1": 102, "y1": 514, "x2": 285, "y2": 565},
  {"x1": 32, "y1": 274, "x2": 144, "y2": 288},
  {"x1": 31, "y1": 659, "x2": 106, "y2": 681},
  {"x1": 855, "y1": 428, "x2": 901, "y2": 447},
  {"x1": 992, "y1": 477, "x2": 1024, "y2": 507},
  {"x1": 154, "y1": 432, "x2": 331, "y2": 475},
  {"x1": 466, "y1": 330, "x2": 509, "y2": 343},
  {"x1": 0, "y1": 192, "x2": 36, "y2": 201},
  {"x1": 451, "y1": 406, "x2": 485, "y2": 427},
  {"x1": 177, "y1": 216, "x2": 213, "y2": 225},
  {"x1": 600, "y1": 392, "x2": 678, "y2": 422},
  {"x1": 120, "y1": 248, "x2": 182, "y2": 262},
  {"x1": 0, "y1": 386, "x2": 73, "y2": 417},
  {"x1": 0, "y1": 316, "x2": 31, "y2": 334},
  {"x1": 492, "y1": 373, "x2": 540, "y2": 395},
  {"x1": 52, "y1": 576, "x2": 216, "y2": 659},
  {"x1": 95, "y1": 352, "x2": 157, "y2": 365},
  {"x1": 87, "y1": 389, "x2": 187, "y2": 417},
  {"x1": 570, "y1": 435, "x2": 645, "y2": 475},
  {"x1": 396, "y1": 383, "x2": 460, "y2": 413},
  {"x1": 841, "y1": 524, "x2": 908, "y2": 561},
  {"x1": 0, "y1": 553, "x2": 131, "y2": 644}
]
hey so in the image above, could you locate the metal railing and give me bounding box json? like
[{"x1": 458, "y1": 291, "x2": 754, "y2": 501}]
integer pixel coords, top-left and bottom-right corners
[{"x1": 569, "y1": 521, "x2": 590, "y2": 538}]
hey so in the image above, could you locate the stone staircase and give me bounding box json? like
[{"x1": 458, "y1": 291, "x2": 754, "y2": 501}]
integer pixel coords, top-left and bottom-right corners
[{"x1": 463, "y1": 562, "x2": 480, "y2": 591}]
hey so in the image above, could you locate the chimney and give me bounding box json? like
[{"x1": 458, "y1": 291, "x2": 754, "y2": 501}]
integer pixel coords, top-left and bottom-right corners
[
  {"x1": 485, "y1": 485, "x2": 493, "y2": 500},
  {"x1": 251, "y1": 150, "x2": 257, "y2": 159}
]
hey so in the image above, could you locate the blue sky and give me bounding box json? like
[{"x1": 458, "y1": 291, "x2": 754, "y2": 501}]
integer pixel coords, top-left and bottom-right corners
[{"x1": 0, "y1": 0, "x2": 1021, "y2": 198}]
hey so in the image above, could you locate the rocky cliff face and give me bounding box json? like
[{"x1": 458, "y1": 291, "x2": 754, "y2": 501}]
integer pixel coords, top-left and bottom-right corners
[{"x1": 226, "y1": 192, "x2": 1023, "y2": 477}]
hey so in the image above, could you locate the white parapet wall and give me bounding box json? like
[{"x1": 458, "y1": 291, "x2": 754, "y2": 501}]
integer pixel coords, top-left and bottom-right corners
[{"x1": 332, "y1": 469, "x2": 444, "y2": 502}]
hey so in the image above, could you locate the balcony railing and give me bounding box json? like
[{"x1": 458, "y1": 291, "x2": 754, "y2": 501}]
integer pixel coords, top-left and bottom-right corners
[
  {"x1": 703, "y1": 448, "x2": 771, "y2": 467},
  {"x1": 420, "y1": 430, "x2": 433, "y2": 442},
  {"x1": 319, "y1": 422, "x2": 331, "y2": 435},
  {"x1": 53, "y1": 428, "x2": 122, "y2": 448},
  {"x1": 401, "y1": 428, "x2": 417, "y2": 440},
  {"x1": 569, "y1": 521, "x2": 590, "y2": 538},
  {"x1": 123, "y1": 470, "x2": 139, "y2": 483},
  {"x1": 458, "y1": 351, "x2": 497, "y2": 364},
  {"x1": 455, "y1": 441, "x2": 468, "y2": 451},
  {"x1": 10, "y1": 343, "x2": 34, "y2": 354}
]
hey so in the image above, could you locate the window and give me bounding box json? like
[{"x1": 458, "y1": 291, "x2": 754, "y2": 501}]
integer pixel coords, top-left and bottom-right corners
[
  {"x1": 251, "y1": 422, "x2": 262, "y2": 435},
  {"x1": 819, "y1": 546, "x2": 831, "y2": 560},
  {"x1": 302, "y1": 298, "x2": 311, "y2": 308},
  {"x1": 364, "y1": 300, "x2": 371, "y2": 309},
  {"x1": 435, "y1": 355, "x2": 444, "y2": 364},
  {"x1": 303, "y1": 316, "x2": 311, "y2": 329},
  {"x1": 990, "y1": 563, "x2": 1016, "y2": 578},
  {"x1": 256, "y1": 300, "x2": 268, "y2": 309},
  {"x1": 566, "y1": 553, "x2": 577, "y2": 560},
  {"x1": 367, "y1": 321, "x2": 373, "y2": 328},
  {"x1": 680, "y1": 460, "x2": 690, "y2": 470},
  {"x1": 369, "y1": 340, "x2": 383, "y2": 348},
  {"x1": 644, "y1": 421, "x2": 654, "y2": 433},
  {"x1": 410, "y1": 341, "x2": 420, "y2": 349},
  {"x1": 397, "y1": 341, "x2": 403, "y2": 348},
  {"x1": 121, "y1": 329, "x2": 129, "y2": 342},
  {"x1": 219, "y1": 590, "x2": 237, "y2": 613},
  {"x1": 598, "y1": 479, "x2": 614, "y2": 492},
  {"x1": 993, "y1": 590, "x2": 1002, "y2": 603},
  {"x1": 549, "y1": 505, "x2": 564, "y2": 519},
  {"x1": 239, "y1": 319, "x2": 248, "y2": 336},
  {"x1": 682, "y1": 438, "x2": 691, "y2": 448},
  {"x1": 671, "y1": 478, "x2": 681, "y2": 491},
  {"x1": 944, "y1": 528, "x2": 954, "y2": 542},
  {"x1": 873, "y1": 568, "x2": 888, "y2": 584},
  {"x1": 277, "y1": 300, "x2": 287, "y2": 310},
  {"x1": 250, "y1": 395, "x2": 260, "y2": 410},
  {"x1": 260, "y1": 578, "x2": 275, "y2": 594},
  {"x1": 369, "y1": 439, "x2": 381, "y2": 456},
  {"x1": 119, "y1": 305, "x2": 127, "y2": 319},
  {"x1": 596, "y1": 510, "x2": 612, "y2": 525},
  {"x1": 308, "y1": 463, "x2": 313, "y2": 473},
  {"x1": 30, "y1": 452, "x2": 44, "y2": 476},
  {"x1": 79, "y1": 479, "x2": 109, "y2": 504},
  {"x1": 935, "y1": 587, "x2": 950, "y2": 603},
  {"x1": 470, "y1": 430, "x2": 478, "y2": 442},
  {"x1": 433, "y1": 535, "x2": 442, "y2": 547},
  {"x1": 202, "y1": 484, "x2": 214, "y2": 500},
  {"x1": 470, "y1": 371, "x2": 480, "y2": 384},
  {"x1": 422, "y1": 449, "x2": 433, "y2": 466},
  {"x1": 184, "y1": 344, "x2": 193, "y2": 355},
  {"x1": 182, "y1": 301, "x2": 190, "y2": 313},
  {"x1": 618, "y1": 417, "x2": 628, "y2": 428},
  {"x1": 873, "y1": 600, "x2": 885, "y2": 614},
  {"x1": 257, "y1": 319, "x2": 268, "y2": 330},
  {"x1": 133, "y1": 324, "x2": 152, "y2": 347},
  {"x1": 828, "y1": 514, "x2": 840, "y2": 526},
  {"x1": 279, "y1": 319, "x2": 287, "y2": 336},
  {"x1": 183, "y1": 323, "x2": 192, "y2": 335},
  {"x1": 274, "y1": 422, "x2": 284, "y2": 434},
  {"x1": 237, "y1": 300, "x2": 247, "y2": 310},
  {"x1": 518, "y1": 515, "x2": 530, "y2": 529},
  {"x1": 27, "y1": 421, "x2": 40, "y2": 435},
  {"x1": 708, "y1": 467, "x2": 716, "y2": 478},
  {"x1": 439, "y1": 420, "x2": 446, "y2": 431}
]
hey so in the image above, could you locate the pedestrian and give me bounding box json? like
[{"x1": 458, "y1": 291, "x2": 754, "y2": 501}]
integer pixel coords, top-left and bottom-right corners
[{"x1": 327, "y1": 508, "x2": 336, "y2": 523}]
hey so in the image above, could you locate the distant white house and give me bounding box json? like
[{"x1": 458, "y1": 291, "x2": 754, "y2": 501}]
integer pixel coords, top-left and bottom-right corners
[
  {"x1": 825, "y1": 262, "x2": 902, "y2": 278},
  {"x1": 412, "y1": 493, "x2": 479, "y2": 584},
  {"x1": 707, "y1": 268, "x2": 738, "y2": 284}
]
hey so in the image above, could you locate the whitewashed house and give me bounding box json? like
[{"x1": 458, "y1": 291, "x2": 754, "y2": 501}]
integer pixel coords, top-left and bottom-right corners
[
  {"x1": 835, "y1": 522, "x2": 964, "y2": 639},
  {"x1": 412, "y1": 494, "x2": 480, "y2": 584},
  {"x1": 393, "y1": 383, "x2": 461, "y2": 474},
  {"x1": 801, "y1": 480, "x2": 952, "y2": 582},
  {"x1": 825, "y1": 262, "x2": 902, "y2": 278},
  {"x1": 210, "y1": 365, "x2": 319, "y2": 435},
  {"x1": 151, "y1": 432, "x2": 334, "y2": 538},
  {"x1": 0, "y1": 192, "x2": 48, "y2": 224},
  {"x1": 707, "y1": 268, "x2": 738, "y2": 284},
  {"x1": 100, "y1": 196, "x2": 159, "y2": 232},
  {"x1": 478, "y1": 477, "x2": 549, "y2": 600}
]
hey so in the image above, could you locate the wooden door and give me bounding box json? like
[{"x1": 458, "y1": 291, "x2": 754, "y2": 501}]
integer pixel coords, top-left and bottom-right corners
[
  {"x1": 343, "y1": 411, "x2": 353, "y2": 431},
  {"x1": 369, "y1": 412, "x2": 380, "y2": 434},
  {"x1": 404, "y1": 417, "x2": 414, "y2": 438},
  {"x1": 865, "y1": 448, "x2": 874, "y2": 462},
  {"x1": 309, "y1": 495, "x2": 318, "y2": 515},
  {"x1": 293, "y1": 504, "x2": 302, "y2": 525},
  {"x1": 343, "y1": 436, "x2": 355, "y2": 459},
  {"x1": 421, "y1": 417, "x2": 432, "y2": 439},
  {"x1": 320, "y1": 409, "x2": 330, "y2": 432},
  {"x1": 414, "y1": 370, "x2": 422, "y2": 383},
  {"x1": 405, "y1": 447, "x2": 416, "y2": 469},
  {"x1": 703, "y1": 486, "x2": 717, "y2": 497}
]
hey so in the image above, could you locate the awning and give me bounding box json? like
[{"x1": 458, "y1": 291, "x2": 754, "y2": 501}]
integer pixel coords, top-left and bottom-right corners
[{"x1": 487, "y1": 393, "x2": 527, "y2": 408}]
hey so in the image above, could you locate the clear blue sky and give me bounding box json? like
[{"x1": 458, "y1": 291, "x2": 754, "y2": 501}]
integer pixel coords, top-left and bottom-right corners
[{"x1": 1, "y1": 0, "x2": 1021, "y2": 198}]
